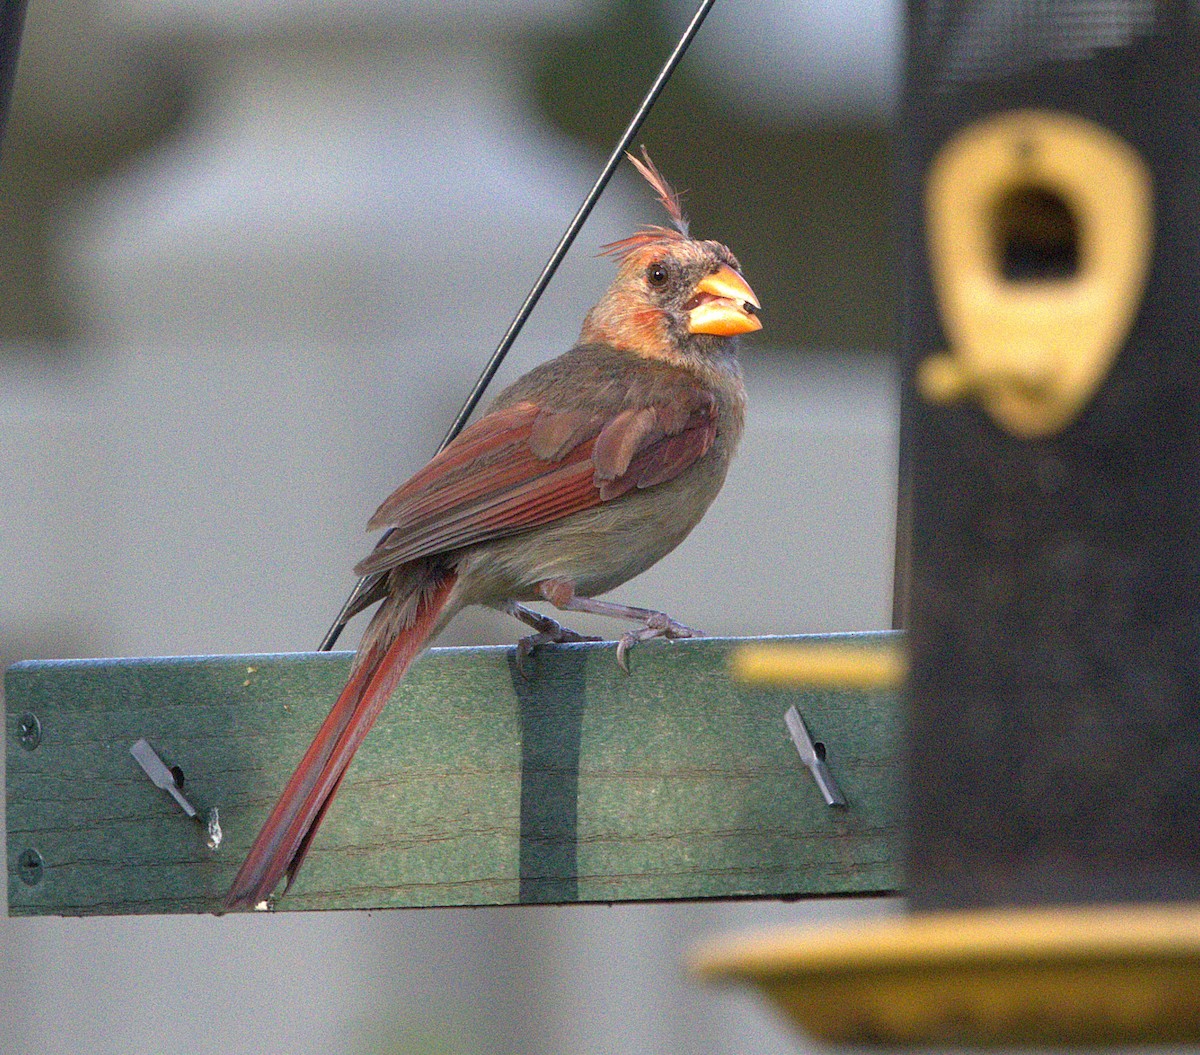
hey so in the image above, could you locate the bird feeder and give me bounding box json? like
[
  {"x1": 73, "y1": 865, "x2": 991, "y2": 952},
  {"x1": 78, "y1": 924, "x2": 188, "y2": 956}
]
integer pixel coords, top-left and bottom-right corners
[{"x1": 697, "y1": 0, "x2": 1200, "y2": 1045}]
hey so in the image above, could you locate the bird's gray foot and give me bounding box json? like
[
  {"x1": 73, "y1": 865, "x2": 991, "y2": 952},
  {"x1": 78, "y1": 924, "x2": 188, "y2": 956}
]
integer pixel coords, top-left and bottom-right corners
[
  {"x1": 615, "y1": 613, "x2": 702, "y2": 673},
  {"x1": 534, "y1": 579, "x2": 703, "y2": 674},
  {"x1": 504, "y1": 602, "x2": 601, "y2": 677}
]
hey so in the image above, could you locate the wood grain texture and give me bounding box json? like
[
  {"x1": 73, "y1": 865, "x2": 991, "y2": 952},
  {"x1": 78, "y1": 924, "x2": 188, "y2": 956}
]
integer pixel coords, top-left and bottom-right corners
[{"x1": 6, "y1": 633, "x2": 901, "y2": 916}]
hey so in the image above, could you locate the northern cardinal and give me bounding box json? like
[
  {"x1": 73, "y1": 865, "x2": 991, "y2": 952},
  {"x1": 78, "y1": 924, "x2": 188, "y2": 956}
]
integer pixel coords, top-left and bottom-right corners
[{"x1": 224, "y1": 150, "x2": 760, "y2": 911}]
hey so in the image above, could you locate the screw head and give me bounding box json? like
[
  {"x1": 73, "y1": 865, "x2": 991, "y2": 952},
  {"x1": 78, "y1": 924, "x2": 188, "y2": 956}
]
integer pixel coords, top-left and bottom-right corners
[
  {"x1": 17, "y1": 848, "x2": 44, "y2": 886},
  {"x1": 17, "y1": 712, "x2": 41, "y2": 751}
]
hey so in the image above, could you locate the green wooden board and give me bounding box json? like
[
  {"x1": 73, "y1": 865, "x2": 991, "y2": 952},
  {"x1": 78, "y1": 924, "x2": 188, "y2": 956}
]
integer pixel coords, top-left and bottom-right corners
[{"x1": 6, "y1": 633, "x2": 902, "y2": 916}]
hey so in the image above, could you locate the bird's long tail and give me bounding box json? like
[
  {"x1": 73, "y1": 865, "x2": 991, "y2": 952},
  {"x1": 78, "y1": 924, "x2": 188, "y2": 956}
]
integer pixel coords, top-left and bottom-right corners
[{"x1": 223, "y1": 569, "x2": 458, "y2": 911}]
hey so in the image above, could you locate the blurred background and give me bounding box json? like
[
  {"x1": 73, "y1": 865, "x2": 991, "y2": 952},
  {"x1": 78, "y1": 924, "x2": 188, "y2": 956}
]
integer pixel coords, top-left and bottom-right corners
[{"x1": 1, "y1": 0, "x2": 900, "y2": 1051}]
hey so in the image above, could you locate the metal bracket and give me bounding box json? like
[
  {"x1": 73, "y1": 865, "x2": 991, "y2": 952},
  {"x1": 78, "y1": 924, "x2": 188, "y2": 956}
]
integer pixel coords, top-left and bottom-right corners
[{"x1": 784, "y1": 706, "x2": 847, "y2": 807}]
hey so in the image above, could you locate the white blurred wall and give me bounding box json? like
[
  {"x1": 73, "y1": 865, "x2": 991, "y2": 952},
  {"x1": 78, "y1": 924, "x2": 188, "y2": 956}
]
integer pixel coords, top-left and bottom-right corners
[{"x1": 1, "y1": 1, "x2": 902, "y2": 1053}]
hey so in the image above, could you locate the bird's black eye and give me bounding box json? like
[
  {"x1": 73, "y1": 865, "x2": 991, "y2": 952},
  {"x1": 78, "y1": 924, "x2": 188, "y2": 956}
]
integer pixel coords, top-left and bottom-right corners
[{"x1": 646, "y1": 262, "x2": 668, "y2": 287}]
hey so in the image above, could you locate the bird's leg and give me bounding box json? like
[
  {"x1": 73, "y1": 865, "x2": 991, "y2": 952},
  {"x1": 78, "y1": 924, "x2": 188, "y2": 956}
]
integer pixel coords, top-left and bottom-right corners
[
  {"x1": 503, "y1": 601, "x2": 601, "y2": 676},
  {"x1": 504, "y1": 600, "x2": 599, "y2": 643},
  {"x1": 537, "y1": 579, "x2": 702, "y2": 673}
]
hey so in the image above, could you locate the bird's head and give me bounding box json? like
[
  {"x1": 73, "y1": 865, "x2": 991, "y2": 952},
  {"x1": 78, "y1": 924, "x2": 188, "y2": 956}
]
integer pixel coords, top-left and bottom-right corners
[{"x1": 579, "y1": 149, "x2": 761, "y2": 365}]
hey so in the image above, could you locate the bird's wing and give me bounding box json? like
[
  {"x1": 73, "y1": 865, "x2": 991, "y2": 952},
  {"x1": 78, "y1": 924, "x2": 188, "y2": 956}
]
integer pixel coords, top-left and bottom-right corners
[{"x1": 353, "y1": 394, "x2": 717, "y2": 577}]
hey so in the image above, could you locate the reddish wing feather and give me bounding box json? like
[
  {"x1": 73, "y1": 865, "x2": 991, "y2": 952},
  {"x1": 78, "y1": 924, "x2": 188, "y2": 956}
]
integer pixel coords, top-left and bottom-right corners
[
  {"x1": 354, "y1": 435, "x2": 601, "y2": 576},
  {"x1": 598, "y1": 415, "x2": 717, "y2": 500},
  {"x1": 356, "y1": 459, "x2": 602, "y2": 575},
  {"x1": 367, "y1": 403, "x2": 542, "y2": 529},
  {"x1": 355, "y1": 394, "x2": 719, "y2": 578},
  {"x1": 592, "y1": 407, "x2": 660, "y2": 480}
]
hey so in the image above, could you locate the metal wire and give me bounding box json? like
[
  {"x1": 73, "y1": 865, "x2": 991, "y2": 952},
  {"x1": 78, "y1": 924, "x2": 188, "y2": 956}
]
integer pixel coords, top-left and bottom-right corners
[{"x1": 319, "y1": 0, "x2": 718, "y2": 651}]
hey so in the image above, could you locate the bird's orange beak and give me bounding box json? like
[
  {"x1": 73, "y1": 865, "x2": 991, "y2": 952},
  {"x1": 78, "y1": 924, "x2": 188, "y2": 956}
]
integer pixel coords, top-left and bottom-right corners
[{"x1": 686, "y1": 265, "x2": 762, "y2": 336}]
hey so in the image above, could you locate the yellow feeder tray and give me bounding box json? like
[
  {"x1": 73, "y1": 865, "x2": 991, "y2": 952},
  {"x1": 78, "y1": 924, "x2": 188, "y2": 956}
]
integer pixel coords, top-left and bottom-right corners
[{"x1": 691, "y1": 904, "x2": 1200, "y2": 1047}]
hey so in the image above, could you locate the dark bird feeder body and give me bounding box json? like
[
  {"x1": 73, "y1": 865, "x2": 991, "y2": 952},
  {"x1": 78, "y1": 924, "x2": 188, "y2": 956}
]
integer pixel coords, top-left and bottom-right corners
[{"x1": 900, "y1": 1, "x2": 1200, "y2": 910}]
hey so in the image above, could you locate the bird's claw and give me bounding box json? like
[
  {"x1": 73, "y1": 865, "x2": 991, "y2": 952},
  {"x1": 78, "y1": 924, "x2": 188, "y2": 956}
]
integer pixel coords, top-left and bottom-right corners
[
  {"x1": 615, "y1": 613, "x2": 702, "y2": 673},
  {"x1": 515, "y1": 622, "x2": 602, "y2": 678}
]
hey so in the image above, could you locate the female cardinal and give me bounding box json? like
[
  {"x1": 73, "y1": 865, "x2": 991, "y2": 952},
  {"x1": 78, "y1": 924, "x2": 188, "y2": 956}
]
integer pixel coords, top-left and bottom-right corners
[{"x1": 224, "y1": 150, "x2": 761, "y2": 910}]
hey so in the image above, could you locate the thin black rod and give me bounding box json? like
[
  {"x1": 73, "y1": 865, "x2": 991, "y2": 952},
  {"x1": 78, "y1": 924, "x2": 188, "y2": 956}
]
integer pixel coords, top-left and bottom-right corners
[
  {"x1": 319, "y1": 0, "x2": 717, "y2": 652},
  {"x1": 436, "y1": 0, "x2": 717, "y2": 449}
]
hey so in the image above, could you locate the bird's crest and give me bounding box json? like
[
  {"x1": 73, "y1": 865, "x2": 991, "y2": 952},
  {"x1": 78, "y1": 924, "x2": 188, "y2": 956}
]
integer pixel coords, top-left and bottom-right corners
[{"x1": 600, "y1": 147, "x2": 690, "y2": 260}]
